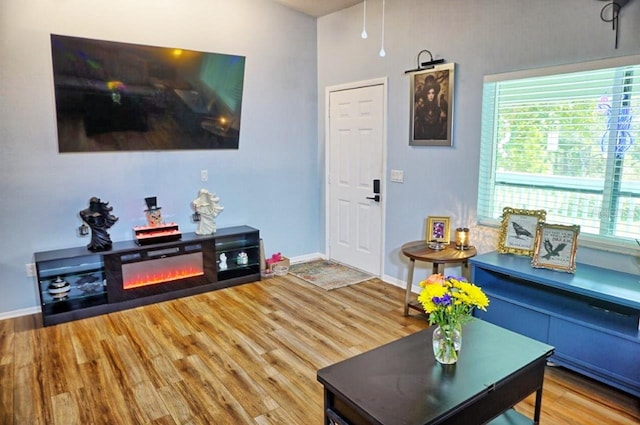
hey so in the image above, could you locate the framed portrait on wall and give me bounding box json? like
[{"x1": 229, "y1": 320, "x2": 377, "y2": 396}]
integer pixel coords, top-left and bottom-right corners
[
  {"x1": 426, "y1": 216, "x2": 451, "y2": 244},
  {"x1": 498, "y1": 207, "x2": 547, "y2": 256},
  {"x1": 409, "y1": 63, "x2": 455, "y2": 147},
  {"x1": 531, "y1": 223, "x2": 580, "y2": 273}
]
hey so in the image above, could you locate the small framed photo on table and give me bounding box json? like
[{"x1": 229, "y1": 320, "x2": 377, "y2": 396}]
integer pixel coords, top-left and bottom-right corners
[
  {"x1": 531, "y1": 223, "x2": 580, "y2": 273},
  {"x1": 426, "y1": 216, "x2": 451, "y2": 244},
  {"x1": 498, "y1": 207, "x2": 547, "y2": 256}
]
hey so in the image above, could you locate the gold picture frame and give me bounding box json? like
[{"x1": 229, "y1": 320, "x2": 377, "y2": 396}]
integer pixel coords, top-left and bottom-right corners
[
  {"x1": 531, "y1": 223, "x2": 580, "y2": 273},
  {"x1": 498, "y1": 207, "x2": 547, "y2": 256},
  {"x1": 426, "y1": 216, "x2": 451, "y2": 244}
]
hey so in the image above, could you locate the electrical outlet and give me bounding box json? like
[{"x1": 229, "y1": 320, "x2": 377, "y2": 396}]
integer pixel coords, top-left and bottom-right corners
[
  {"x1": 200, "y1": 170, "x2": 208, "y2": 182},
  {"x1": 25, "y1": 263, "x2": 36, "y2": 277}
]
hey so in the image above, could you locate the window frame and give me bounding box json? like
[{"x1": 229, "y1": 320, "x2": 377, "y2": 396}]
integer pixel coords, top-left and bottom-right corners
[{"x1": 478, "y1": 55, "x2": 640, "y2": 254}]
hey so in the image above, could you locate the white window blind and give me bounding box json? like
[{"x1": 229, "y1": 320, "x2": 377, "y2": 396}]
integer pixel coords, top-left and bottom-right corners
[{"x1": 478, "y1": 56, "x2": 640, "y2": 248}]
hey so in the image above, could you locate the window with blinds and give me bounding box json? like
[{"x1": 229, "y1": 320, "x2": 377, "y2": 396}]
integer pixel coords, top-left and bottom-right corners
[{"x1": 478, "y1": 56, "x2": 640, "y2": 249}]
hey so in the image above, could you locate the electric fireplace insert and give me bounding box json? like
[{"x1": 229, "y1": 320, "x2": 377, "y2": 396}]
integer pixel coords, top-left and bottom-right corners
[{"x1": 105, "y1": 238, "x2": 216, "y2": 303}]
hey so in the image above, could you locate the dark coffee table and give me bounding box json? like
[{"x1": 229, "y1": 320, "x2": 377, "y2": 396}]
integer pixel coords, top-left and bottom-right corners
[{"x1": 317, "y1": 319, "x2": 554, "y2": 425}]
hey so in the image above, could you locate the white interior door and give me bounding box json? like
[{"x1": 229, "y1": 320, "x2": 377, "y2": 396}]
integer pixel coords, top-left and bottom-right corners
[{"x1": 327, "y1": 83, "x2": 385, "y2": 275}]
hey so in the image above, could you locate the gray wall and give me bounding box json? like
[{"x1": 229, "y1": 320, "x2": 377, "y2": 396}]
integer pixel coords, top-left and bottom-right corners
[
  {"x1": 318, "y1": 0, "x2": 640, "y2": 281},
  {"x1": 2, "y1": 0, "x2": 639, "y2": 317},
  {"x1": 0, "y1": 0, "x2": 320, "y2": 316}
]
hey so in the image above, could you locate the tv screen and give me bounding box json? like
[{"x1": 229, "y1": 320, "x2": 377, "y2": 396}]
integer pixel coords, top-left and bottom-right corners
[{"x1": 50, "y1": 34, "x2": 245, "y2": 152}]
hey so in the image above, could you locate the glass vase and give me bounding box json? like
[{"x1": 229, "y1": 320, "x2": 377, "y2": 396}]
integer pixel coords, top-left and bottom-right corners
[{"x1": 432, "y1": 324, "x2": 462, "y2": 364}]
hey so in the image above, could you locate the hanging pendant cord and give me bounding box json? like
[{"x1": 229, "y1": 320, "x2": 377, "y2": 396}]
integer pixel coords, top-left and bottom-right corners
[
  {"x1": 379, "y1": 0, "x2": 386, "y2": 57},
  {"x1": 361, "y1": 0, "x2": 368, "y2": 39}
]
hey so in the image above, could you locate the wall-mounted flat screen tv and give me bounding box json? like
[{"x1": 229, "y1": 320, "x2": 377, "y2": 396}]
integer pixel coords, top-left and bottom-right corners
[{"x1": 50, "y1": 34, "x2": 245, "y2": 152}]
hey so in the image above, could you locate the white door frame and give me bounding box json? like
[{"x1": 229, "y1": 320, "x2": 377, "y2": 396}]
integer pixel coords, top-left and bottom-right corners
[{"x1": 324, "y1": 77, "x2": 388, "y2": 277}]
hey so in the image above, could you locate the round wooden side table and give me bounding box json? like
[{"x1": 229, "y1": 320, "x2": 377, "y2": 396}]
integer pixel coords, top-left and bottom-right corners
[{"x1": 401, "y1": 240, "x2": 477, "y2": 316}]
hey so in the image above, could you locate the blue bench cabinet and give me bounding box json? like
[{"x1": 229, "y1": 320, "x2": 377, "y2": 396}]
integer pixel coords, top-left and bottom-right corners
[{"x1": 470, "y1": 251, "x2": 640, "y2": 397}]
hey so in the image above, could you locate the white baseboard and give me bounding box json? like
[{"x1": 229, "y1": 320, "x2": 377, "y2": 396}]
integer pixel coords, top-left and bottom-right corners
[
  {"x1": 290, "y1": 252, "x2": 325, "y2": 264},
  {"x1": 0, "y1": 306, "x2": 41, "y2": 321},
  {"x1": 382, "y1": 274, "x2": 404, "y2": 288}
]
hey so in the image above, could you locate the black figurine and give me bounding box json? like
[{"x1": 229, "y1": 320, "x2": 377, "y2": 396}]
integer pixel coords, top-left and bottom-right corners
[{"x1": 79, "y1": 197, "x2": 118, "y2": 251}]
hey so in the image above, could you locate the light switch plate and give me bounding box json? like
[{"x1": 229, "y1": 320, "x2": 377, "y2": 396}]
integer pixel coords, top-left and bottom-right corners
[{"x1": 390, "y1": 170, "x2": 404, "y2": 183}]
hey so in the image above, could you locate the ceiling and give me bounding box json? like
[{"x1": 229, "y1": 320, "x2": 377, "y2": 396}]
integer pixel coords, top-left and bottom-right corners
[{"x1": 271, "y1": 0, "x2": 362, "y2": 17}]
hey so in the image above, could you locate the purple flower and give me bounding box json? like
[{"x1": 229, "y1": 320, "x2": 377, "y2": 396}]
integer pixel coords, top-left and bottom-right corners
[{"x1": 432, "y1": 293, "x2": 452, "y2": 306}]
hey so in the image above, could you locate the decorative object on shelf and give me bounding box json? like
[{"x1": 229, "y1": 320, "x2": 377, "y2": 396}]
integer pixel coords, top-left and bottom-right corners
[
  {"x1": 76, "y1": 274, "x2": 104, "y2": 294},
  {"x1": 219, "y1": 253, "x2": 228, "y2": 270},
  {"x1": 408, "y1": 60, "x2": 455, "y2": 147},
  {"x1": 428, "y1": 241, "x2": 447, "y2": 251},
  {"x1": 133, "y1": 196, "x2": 182, "y2": 245},
  {"x1": 78, "y1": 223, "x2": 89, "y2": 236},
  {"x1": 237, "y1": 251, "x2": 248, "y2": 265},
  {"x1": 426, "y1": 216, "x2": 451, "y2": 244},
  {"x1": 455, "y1": 227, "x2": 470, "y2": 250},
  {"x1": 498, "y1": 207, "x2": 547, "y2": 256},
  {"x1": 531, "y1": 223, "x2": 580, "y2": 273},
  {"x1": 598, "y1": 0, "x2": 631, "y2": 49},
  {"x1": 48, "y1": 276, "x2": 71, "y2": 300},
  {"x1": 418, "y1": 274, "x2": 489, "y2": 364},
  {"x1": 144, "y1": 196, "x2": 162, "y2": 226},
  {"x1": 79, "y1": 197, "x2": 119, "y2": 251},
  {"x1": 192, "y1": 188, "x2": 224, "y2": 235}
]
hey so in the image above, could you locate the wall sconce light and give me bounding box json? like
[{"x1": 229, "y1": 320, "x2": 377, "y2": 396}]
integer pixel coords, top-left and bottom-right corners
[
  {"x1": 404, "y1": 49, "x2": 445, "y2": 74},
  {"x1": 455, "y1": 227, "x2": 470, "y2": 250},
  {"x1": 598, "y1": 0, "x2": 632, "y2": 49}
]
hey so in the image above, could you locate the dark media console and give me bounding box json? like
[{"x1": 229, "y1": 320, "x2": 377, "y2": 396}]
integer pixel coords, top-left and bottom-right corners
[{"x1": 35, "y1": 225, "x2": 260, "y2": 326}]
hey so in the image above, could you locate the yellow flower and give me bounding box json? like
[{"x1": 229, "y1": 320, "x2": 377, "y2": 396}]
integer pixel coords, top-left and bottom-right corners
[
  {"x1": 458, "y1": 281, "x2": 490, "y2": 310},
  {"x1": 417, "y1": 275, "x2": 490, "y2": 326},
  {"x1": 417, "y1": 283, "x2": 447, "y2": 313}
]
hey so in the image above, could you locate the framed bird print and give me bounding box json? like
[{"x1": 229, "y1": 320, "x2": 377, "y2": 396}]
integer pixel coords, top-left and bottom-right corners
[
  {"x1": 531, "y1": 223, "x2": 580, "y2": 273},
  {"x1": 498, "y1": 207, "x2": 547, "y2": 256}
]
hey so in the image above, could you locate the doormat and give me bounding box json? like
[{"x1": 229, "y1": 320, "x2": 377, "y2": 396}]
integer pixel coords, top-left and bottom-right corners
[{"x1": 288, "y1": 259, "x2": 373, "y2": 291}]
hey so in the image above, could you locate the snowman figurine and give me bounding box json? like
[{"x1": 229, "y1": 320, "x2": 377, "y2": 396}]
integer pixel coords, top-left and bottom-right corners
[{"x1": 219, "y1": 253, "x2": 228, "y2": 270}]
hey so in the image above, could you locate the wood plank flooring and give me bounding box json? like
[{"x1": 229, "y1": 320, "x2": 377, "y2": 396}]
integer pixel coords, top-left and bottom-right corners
[{"x1": 1, "y1": 276, "x2": 639, "y2": 424}]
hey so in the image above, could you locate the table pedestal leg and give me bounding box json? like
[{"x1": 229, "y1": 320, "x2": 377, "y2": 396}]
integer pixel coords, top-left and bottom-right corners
[{"x1": 403, "y1": 259, "x2": 416, "y2": 316}]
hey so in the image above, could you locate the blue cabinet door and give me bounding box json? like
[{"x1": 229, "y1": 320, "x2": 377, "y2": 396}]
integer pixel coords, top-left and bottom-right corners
[{"x1": 549, "y1": 318, "x2": 640, "y2": 387}]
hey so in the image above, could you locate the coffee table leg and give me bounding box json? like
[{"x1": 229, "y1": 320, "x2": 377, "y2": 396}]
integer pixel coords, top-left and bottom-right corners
[
  {"x1": 533, "y1": 386, "x2": 543, "y2": 424},
  {"x1": 404, "y1": 259, "x2": 416, "y2": 316}
]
